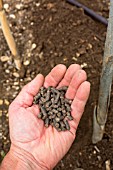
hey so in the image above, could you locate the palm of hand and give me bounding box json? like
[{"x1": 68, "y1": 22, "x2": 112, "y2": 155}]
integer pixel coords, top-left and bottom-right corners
[{"x1": 9, "y1": 64, "x2": 90, "y2": 169}]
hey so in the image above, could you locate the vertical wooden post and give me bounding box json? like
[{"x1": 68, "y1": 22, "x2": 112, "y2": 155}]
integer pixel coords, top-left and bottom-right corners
[
  {"x1": 0, "y1": 0, "x2": 21, "y2": 70},
  {"x1": 92, "y1": 0, "x2": 113, "y2": 144}
]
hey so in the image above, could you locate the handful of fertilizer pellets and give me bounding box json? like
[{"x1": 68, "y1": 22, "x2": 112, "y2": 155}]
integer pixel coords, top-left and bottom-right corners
[{"x1": 33, "y1": 86, "x2": 73, "y2": 131}]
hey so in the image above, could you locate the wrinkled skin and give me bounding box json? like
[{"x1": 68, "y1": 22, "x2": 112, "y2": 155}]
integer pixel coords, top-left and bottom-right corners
[{"x1": 9, "y1": 64, "x2": 90, "y2": 169}]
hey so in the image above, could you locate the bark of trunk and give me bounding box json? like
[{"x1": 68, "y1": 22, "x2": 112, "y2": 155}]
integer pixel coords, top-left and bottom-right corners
[{"x1": 92, "y1": 0, "x2": 113, "y2": 144}]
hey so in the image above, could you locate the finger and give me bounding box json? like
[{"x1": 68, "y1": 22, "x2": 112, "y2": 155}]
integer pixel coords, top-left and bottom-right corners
[
  {"x1": 13, "y1": 74, "x2": 44, "y2": 107},
  {"x1": 44, "y1": 64, "x2": 66, "y2": 88},
  {"x1": 66, "y1": 70, "x2": 87, "y2": 99},
  {"x1": 57, "y1": 64, "x2": 81, "y2": 88},
  {"x1": 71, "y1": 81, "x2": 90, "y2": 129}
]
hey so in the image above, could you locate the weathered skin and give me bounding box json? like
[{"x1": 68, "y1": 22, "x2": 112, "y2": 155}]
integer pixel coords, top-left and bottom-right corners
[{"x1": 0, "y1": 64, "x2": 90, "y2": 170}]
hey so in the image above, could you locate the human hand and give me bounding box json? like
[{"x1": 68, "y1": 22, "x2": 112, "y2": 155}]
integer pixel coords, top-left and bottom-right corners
[{"x1": 8, "y1": 64, "x2": 90, "y2": 169}]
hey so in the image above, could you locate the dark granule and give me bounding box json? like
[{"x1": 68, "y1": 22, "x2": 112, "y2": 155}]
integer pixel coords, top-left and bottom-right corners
[{"x1": 33, "y1": 86, "x2": 73, "y2": 131}]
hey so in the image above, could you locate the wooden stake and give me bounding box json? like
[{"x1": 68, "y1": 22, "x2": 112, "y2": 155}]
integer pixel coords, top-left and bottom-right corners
[
  {"x1": 0, "y1": 0, "x2": 21, "y2": 70},
  {"x1": 92, "y1": 0, "x2": 113, "y2": 144},
  {"x1": 0, "y1": 0, "x2": 3, "y2": 10}
]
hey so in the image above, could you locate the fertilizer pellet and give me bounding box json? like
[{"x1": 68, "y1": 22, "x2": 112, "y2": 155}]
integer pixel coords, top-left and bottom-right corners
[
  {"x1": 54, "y1": 92, "x2": 60, "y2": 103},
  {"x1": 57, "y1": 112, "x2": 62, "y2": 117},
  {"x1": 64, "y1": 120, "x2": 70, "y2": 130},
  {"x1": 40, "y1": 106, "x2": 46, "y2": 115},
  {"x1": 55, "y1": 117, "x2": 60, "y2": 122},
  {"x1": 38, "y1": 112, "x2": 42, "y2": 119},
  {"x1": 51, "y1": 114, "x2": 56, "y2": 119},
  {"x1": 67, "y1": 115, "x2": 73, "y2": 121},
  {"x1": 46, "y1": 89, "x2": 51, "y2": 101},
  {"x1": 62, "y1": 127, "x2": 66, "y2": 131},
  {"x1": 58, "y1": 86, "x2": 68, "y2": 91},
  {"x1": 55, "y1": 122, "x2": 60, "y2": 128},
  {"x1": 33, "y1": 86, "x2": 73, "y2": 132},
  {"x1": 45, "y1": 118, "x2": 49, "y2": 127},
  {"x1": 60, "y1": 121, "x2": 65, "y2": 128}
]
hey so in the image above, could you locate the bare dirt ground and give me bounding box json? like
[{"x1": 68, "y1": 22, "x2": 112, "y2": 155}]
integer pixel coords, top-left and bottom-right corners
[{"x1": 1, "y1": 0, "x2": 113, "y2": 169}]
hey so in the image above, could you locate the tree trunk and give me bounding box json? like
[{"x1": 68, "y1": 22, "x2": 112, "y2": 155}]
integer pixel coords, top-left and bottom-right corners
[{"x1": 92, "y1": 0, "x2": 113, "y2": 144}]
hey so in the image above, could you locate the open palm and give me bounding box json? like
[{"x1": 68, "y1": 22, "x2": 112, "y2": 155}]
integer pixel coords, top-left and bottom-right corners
[{"x1": 9, "y1": 64, "x2": 90, "y2": 169}]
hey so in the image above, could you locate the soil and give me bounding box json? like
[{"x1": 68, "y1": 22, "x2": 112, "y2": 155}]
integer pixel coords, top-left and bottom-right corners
[{"x1": 0, "y1": 0, "x2": 112, "y2": 169}]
